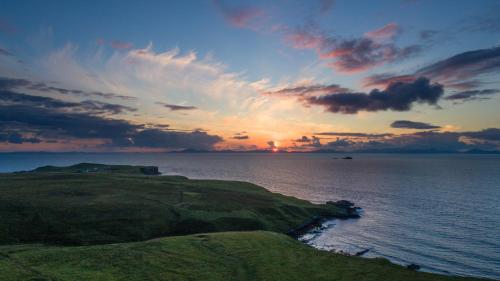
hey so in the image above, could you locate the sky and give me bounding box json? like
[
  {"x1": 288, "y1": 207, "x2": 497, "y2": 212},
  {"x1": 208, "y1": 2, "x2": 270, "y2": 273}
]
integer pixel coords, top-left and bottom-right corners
[{"x1": 0, "y1": 0, "x2": 499, "y2": 152}]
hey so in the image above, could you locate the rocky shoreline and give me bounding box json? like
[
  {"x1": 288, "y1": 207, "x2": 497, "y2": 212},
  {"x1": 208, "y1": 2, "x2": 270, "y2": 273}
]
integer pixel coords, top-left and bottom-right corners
[
  {"x1": 286, "y1": 200, "x2": 361, "y2": 238},
  {"x1": 291, "y1": 201, "x2": 425, "y2": 273}
]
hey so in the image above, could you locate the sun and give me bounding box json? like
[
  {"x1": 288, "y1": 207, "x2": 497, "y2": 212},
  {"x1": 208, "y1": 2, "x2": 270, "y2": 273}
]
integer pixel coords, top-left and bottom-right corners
[{"x1": 272, "y1": 141, "x2": 280, "y2": 152}]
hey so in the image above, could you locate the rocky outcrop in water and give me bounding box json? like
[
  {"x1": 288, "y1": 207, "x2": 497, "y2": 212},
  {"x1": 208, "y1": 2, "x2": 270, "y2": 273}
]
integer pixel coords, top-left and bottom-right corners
[
  {"x1": 140, "y1": 166, "x2": 160, "y2": 175},
  {"x1": 286, "y1": 216, "x2": 324, "y2": 238},
  {"x1": 355, "y1": 249, "x2": 370, "y2": 256},
  {"x1": 287, "y1": 200, "x2": 361, "y2": 238},
  {"x1": 326, "y1": 200, "x2": 361, "y2": 218},
  {"x1": 406, "y1": 264, "x2": 421, "y2": 271}
]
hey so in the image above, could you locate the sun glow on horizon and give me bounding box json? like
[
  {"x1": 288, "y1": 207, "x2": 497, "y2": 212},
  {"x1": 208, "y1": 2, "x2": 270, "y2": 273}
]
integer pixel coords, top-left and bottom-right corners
[{"x1": 271, "y1": 140, "x2": 280, "y2": 152}]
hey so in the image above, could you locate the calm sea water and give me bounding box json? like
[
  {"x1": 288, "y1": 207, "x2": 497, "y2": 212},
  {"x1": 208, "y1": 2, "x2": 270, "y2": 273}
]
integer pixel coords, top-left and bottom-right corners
[{"x1": 1, "y1": 153, "x2": 499, "y2": 279}]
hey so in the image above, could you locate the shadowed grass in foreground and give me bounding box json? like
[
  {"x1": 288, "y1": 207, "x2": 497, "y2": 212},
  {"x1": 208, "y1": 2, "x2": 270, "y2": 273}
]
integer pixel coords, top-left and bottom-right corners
[{"x1": 0, "y1": 231, "x2": 486, "y2": 281}]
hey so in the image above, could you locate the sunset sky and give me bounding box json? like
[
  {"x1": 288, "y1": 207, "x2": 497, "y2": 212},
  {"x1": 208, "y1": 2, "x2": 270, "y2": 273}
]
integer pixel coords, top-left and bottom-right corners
[{"x1": 1, "y1": 0, "x2": 499, "y2": 152}]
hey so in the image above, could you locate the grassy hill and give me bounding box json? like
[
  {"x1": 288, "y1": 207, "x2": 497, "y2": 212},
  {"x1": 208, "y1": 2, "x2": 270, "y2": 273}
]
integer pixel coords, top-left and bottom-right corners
[
  {"x1": 0, "y1": 163, "x2": 344, "y2": 245},
  {"x1": 0, "y1": 231, "x2": 485, "y2": 281},
  {"x1": 30, "y1": 163, "x2": 160, "y2": 175}
]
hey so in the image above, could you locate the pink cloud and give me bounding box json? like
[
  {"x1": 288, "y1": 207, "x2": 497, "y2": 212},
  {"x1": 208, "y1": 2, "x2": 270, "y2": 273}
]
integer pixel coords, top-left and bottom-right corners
[
  {"x1": 365, "y1": 23, "x2": 400, "y2": 41},
  {"x1": 213, "y1": 0, "x2": 264, "y2": 29},
  {"x1": 362, "y1": 73, "x2": 417, "y2": 88},
  {"x1": 285, "y1": 23, "x2": 420, "y2": 73},
  {"x1": 110, "y1": 41, "x2": 133, "y2": 49},
  {"x1": 286, "y1": 27, "x2": 325, "y2": 50},
  {"x1": 445, "y1": 80, "x2": 483, "y2": 90}
]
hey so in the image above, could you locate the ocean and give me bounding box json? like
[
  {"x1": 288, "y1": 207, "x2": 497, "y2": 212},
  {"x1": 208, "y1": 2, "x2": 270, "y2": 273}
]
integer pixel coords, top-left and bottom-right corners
[{"x1": 1, "y1": 152, "x2": 499, "y2": 279}]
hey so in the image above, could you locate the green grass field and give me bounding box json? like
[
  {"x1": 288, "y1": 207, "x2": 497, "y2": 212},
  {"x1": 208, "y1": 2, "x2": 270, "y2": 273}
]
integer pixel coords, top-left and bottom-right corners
[
  {"x1": 0, "y1": 164, "x2": 490, "y2": 280},
  {"x1": 0, "y1": 163, "x2": 344, "y2": 245},
  {"x1": 0, "y1": 231, "x2": 485, "y2": 281}
]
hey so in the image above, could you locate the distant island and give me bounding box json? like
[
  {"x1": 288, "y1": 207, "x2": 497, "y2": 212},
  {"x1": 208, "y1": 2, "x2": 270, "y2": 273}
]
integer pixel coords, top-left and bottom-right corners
[
  {"x1": 0, "y1": 163, "x2": 489, "y2": 280},
  {"x1": 170, "y1": 148, "x2": 500, "y2": 154}
]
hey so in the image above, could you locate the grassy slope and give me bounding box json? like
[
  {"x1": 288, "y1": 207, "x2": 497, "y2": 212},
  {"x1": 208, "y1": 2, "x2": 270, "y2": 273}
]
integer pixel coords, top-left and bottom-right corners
[
  {"x1": 0, "y1": 231, "x2": 485, "y2": 281},
  {"x1": 0, "y1": 164, "x2": 343, "y2": 245}
]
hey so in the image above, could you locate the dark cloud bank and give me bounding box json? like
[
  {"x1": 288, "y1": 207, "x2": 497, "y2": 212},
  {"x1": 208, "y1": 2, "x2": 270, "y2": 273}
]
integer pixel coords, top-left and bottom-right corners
[
  {"x1": 363, "y1": 46, "x2": 500, "y2": 101},
  {"x1": 293, "y1": 128, "x2": 500, "y2": 153},
  {"x1": 156, "y1": 102, "x2": 198, "y2": 111},
  {"x1": 306, "y1": 77, "x2": 443, "y2": 114},
  {"x1": 315, "y1": 132, "x2": 393, "y2": 138},
  {"x1": 0, "y1": 90, "x2": 136, "y2": 115},
  {"x1": 391, "y1": 120, "x2": 441, "y2": 130},
  {"x1": 445, "y1": 89, "x2": 499, "y2": 102},
  {"x1": 0, "y1": 76, "x2": 136, "y2": 101},
  {"x1": 0, "y1": 76, "x2": 222, "y2": 150},
  {"x1": 263, "y1": 83, "x2": 349, "y2": 96},
  {"x1": 294, "y1": 136, "x2": 321, "y2": 147},
  {"x1": 266, "y1": 46, "x2": 500, "y2": 115}
]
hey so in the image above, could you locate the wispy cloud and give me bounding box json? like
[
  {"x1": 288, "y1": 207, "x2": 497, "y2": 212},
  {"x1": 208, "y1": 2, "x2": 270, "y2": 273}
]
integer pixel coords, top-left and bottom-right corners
[
  {"x1": 110, "y1": 40, "x2": 133, "y2": 49},
  {"x1": 213, "y1": 0, "x2": 264, "y2": 29},
  {"x1": 0, "y1": 90, "x2": 136, "y2": 115},
  {"x1": 20, "y1": 42, "x2": 289, "y2": 150},
  {"x1": 365, "y1": 23, "x2": 400, "y2": 41},
  {"x1": 445, "y1": 89, "x2": 499, "y2": 102},
  {"x1": 362, "y1": 73, "x2": 417, "y2": 88},
  {"x1": 40, "y1": 42, "x2": 257, "y2": 103},
  {"x1": 0, "y1": 76, "x2": 136, "y2": 100},
  {"x1": 156, "y1": 102, "x2": 198, "y2": 111},
  {"x1": 315, "y1": 132, "x2": 393, "y2": 138},
  {"x1": 262, "y1": 83, "x2": 349, "y2": 96},
  {"x1": 232, "y1": 134, "x2": 249, "y2": 140},
  {"x1": 417, "y1": 46, "x2": 500, "y2": 83},
  {"x1": 391, "y1": 120, "x2": 441, "y2": 130},
  {"x1": 0, "y1": 47, "x2": 13, "y2": 57}
]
